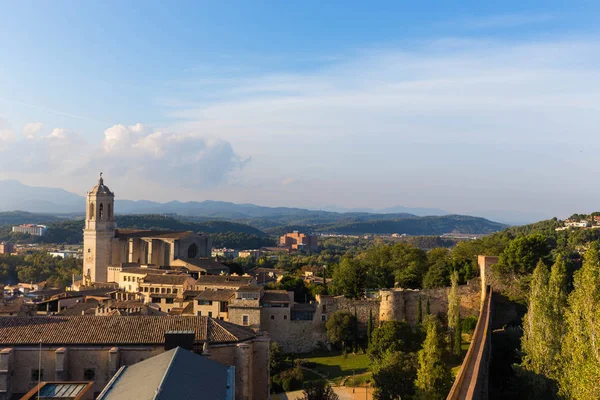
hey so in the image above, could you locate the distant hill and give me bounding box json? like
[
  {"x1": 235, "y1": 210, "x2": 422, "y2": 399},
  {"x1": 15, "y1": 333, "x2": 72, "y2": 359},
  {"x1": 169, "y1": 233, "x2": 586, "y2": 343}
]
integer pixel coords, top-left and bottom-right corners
[
  {"x1": 0, "y1": 211, "x2": 66, "y2": 226},
  {"x1": 315, "y1": 215, "x2": 508, "y2": 235},
  {"x1": 0, "y1": 180, "x2": 83, "y2": 213},
  {"x1": 0, "y1": 180, "x2": 508, "y2": 235}
]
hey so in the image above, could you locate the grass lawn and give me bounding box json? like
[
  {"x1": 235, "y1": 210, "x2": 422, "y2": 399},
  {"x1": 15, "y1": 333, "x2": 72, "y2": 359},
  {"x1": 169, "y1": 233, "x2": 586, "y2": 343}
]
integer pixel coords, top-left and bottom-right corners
[{"x1": 299, "y1": 351, "x2": 371, "y2": 384}]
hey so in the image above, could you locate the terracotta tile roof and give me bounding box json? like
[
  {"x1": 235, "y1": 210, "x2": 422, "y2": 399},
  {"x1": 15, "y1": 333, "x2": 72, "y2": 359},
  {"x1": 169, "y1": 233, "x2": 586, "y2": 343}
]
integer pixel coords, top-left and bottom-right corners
[
  {"x1": 57, "y1": 299, "x2": 99, "y2": 316},
  {"x1": 182, "y1": 290, "x2": 203, "y2": 300},
  {"x1": 0, "y1": 298, "x2": 30, "y2": 314},
  {"x1": 195, "y1": 290, "x2": 235, "y2": 302},
  {"x1": 172, "y1": 258, "x2": 229, "y2": 272},
  {"x1": 261, "y1": 290, "x2": 291, "y2": 304},
  {"x1": 142, "y1": 275, "x2": 195, "y2": 285},
  {"x1": 0, "y1": 316, "x2": 255, "y2": 345},
  {"x1": 195, "y1": 275, "x2": 254, "y2": 287}
]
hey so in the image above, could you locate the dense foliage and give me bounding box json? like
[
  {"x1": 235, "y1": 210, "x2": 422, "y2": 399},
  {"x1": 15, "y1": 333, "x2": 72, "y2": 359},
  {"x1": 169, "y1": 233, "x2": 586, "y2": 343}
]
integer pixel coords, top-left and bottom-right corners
[{"x1": 0, "y1": 252, "x2": 82, "y2": 287}]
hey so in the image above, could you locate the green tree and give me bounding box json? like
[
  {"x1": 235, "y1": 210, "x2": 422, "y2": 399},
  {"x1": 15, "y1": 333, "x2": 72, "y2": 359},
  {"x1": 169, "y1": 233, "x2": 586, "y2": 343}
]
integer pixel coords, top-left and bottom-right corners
[
  {"x1": 447, "y1": 270, "x2": 461, "y2": 355},
  {"x1": 417, "y1": 295, "x2": 423, "y2": 325},
  {"x1": 302, "y1": 381, "x2": 339, "y2": 400},
  {"x1": 497, "y1": 234, "x2": 551, "y2": 275},
  {"x1": 326, "y1": 311, "x2": 358, "y2": 350},
  {"x1": 368, "y1": 321, "x2": 421, "y2": 361},
  {"x1": 371, "y1": 350, "x2": 417, "y2": 400},
  {"x1": 558, "y1": 245, "x2": 600, "y2": 399},
  {"x1": 367, "y1": 309, "x2": 374, "y2": 346},
  {"x1": 331, "y1": 257, "x2": 366, "y2": 299},
  {"x1": 415, "y1": 318, "x2": 452, "y2": 400}
]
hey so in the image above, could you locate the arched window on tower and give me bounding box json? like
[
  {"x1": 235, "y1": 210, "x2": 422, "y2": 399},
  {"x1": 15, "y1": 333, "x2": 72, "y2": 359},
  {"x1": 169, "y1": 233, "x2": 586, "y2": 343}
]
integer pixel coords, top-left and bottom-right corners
[
  {"x1": 99, "y1": 203, "x2": 104, "y2": 220},
  {"x1": 89, "y1": 202, "x2": 94, "y2": 219},
  {"x1": 108, "y1": 204, "x2": 112, "y2": 219}
]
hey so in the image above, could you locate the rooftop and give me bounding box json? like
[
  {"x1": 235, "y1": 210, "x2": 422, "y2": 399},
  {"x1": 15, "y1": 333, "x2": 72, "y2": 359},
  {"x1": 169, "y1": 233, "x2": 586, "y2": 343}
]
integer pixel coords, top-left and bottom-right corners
[
  {"x1": 115, "y1": 229, "x2": 194, "y2": 240},
  {"x1": 0, "y1": 316, "x2": 256, "y2": 345},
  {"x1": 141, "y1": 274, "x2": 195, "y2": 285},
  {"x1": 196, "y1": 275, "x2": 254, "y2": 287},
  {"x1": 96, "y1": 347, "x2": 233, "y2": 400},
  {"x1": 261, "y1": 290, "x2": 291, "y2": 304},
  {"x1": 195, "y1": 290, "x2": 235, "y2": 302},
  {"x1": 22, "y1": 381, "x2": 94, "y2": 400}
]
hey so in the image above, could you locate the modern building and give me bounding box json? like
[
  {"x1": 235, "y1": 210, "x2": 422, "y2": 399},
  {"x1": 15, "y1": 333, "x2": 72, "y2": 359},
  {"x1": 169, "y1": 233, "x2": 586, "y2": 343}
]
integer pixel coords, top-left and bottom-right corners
[
  {"x1": 279, "y1": 231, "x2": 318, "y2": 251},
  {"x1": 211, "y1": 248, "x2": 239, "y2": 259},
  {"x1": 96, "y1": 347, "x2": 235, "y2": 400},
  {"x1": 0, "y1": 243, "x2": 13, "y2": 255},
  {"x1": 11, "y1": 224, "x2": 47, "y2": 236},
  {"x1": 83, "y1": 174, "x2": 212, "y2": 284}
]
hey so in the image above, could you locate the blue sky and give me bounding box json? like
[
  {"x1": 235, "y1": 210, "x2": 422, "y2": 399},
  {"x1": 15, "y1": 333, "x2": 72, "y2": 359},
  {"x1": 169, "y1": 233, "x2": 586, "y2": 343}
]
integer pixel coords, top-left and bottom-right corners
[{"x1": 1, "y1": 1, "x2": 600, "y2": 222}]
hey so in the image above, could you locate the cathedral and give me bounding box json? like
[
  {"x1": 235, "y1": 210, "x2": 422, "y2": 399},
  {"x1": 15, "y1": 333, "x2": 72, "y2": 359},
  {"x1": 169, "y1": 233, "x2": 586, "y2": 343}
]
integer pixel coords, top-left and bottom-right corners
[{"x1": 83, "y1": 174, "x2": 212, "y2": 283}]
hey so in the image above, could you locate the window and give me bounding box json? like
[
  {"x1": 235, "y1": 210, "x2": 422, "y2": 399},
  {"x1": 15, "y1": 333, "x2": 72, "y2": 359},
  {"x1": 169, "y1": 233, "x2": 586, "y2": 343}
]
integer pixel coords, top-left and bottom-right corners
[
  {"x1": 321, "y1": 315, "x2": 327, "y2": 321},
  {"x1": 108, "y1": 204, "x2": 112, "y2": 219},
  {"x1": 161, "y1": 288, "x2": 166, "y2": 294},
  {"x1": 208, "y1": 311, "x2": 213, "y2": 317},
  {"x1": 165, "y1": 298, "x2": 174, "y2": 304},
  {"x1": 283, "y1": 315, "x2": 287, "y2": 320},
  {"x1": 197, "y1": 311, "x2": 202, "y2": 316},
  {"x1": 242, "y1": 315, "x2": 249, "y2": 326},
  {"x1": 322, "y1": 305, "x2": 327, "y2": 313},
  {"x1": 99, "y1": 203, "x2": 104, "y2": 220},
  {"x1": 188, "y1": 243, "x2": 199, "y2": 258},
  {"x1": 152, "y1": 297, "x2": 160, "y2": 303},
  {"x1": 31, "y1": 369, "x2": 44, "y2": 381},
  {"x1": 88, "y1": 248, "x2": 91, "y2": 253},
  {"x1": 83, "y1": 368, "x2": 95, "y2": 380},
  {"x1": 89, "y1": 202, "x2": 94, "y2": 219},
  {"x1": 173, "y1": 289, "x2": 178, "y2": 294},
  {"x1": 166, "y1": 288, "x2": 171, "y2": 294},
  {"x1": 271, "y1": 315, "x2": 275, "y2": 320}
]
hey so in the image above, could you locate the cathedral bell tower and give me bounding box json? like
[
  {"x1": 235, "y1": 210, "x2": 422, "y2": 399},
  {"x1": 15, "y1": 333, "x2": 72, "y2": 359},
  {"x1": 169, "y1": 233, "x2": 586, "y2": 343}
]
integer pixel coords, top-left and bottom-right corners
[{"x1": 83, "y1": 173, "x2": 116, "y2": 284}]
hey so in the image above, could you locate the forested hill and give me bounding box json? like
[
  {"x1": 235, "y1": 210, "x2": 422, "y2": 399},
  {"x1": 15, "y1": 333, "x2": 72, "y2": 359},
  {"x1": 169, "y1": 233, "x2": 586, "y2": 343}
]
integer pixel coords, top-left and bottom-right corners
[
  {"x1": 0, "y1": 214, "x2": 273, "y2": 247},
  {"x1": 310, "y1": 214, "x2": 507, "y2": 235}
]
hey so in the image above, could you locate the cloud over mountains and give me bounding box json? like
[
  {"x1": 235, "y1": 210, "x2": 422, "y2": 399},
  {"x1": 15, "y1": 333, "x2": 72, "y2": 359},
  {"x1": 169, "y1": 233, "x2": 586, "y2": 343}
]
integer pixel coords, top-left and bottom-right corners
[{"x1": 0, "y1": 121, "x2": 247, "y2": 191}]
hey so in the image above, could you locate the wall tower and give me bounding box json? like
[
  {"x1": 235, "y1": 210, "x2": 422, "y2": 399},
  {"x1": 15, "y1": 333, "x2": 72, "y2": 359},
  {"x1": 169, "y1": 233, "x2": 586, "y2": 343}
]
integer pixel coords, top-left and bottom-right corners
[{"x1": 83, "y1": 173, "x2": 116, "y2": 283}]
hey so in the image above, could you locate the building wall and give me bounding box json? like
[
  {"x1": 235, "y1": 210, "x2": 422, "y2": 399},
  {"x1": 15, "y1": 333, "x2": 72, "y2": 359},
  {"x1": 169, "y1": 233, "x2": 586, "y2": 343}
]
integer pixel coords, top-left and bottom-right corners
[
  {"x1": 229, "y1": 303, "x2": 261, "y2": 329},
  {"x1": 0, "y1": 341, "x2": 268, "y2": 400}
]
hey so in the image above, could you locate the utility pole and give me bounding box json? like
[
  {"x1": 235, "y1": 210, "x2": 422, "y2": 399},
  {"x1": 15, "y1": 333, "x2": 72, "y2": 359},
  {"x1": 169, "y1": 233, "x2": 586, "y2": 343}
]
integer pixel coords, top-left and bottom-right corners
[{"x1": 37, "y1": 339, "x2": 42, "y2": 400}]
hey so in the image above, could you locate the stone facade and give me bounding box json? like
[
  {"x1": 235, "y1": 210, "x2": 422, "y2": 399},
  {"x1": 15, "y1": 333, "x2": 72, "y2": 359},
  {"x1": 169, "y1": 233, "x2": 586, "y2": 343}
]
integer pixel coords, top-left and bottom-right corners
[{"x1": 82, "y1": 175, "x2": 211, "y2": 284}]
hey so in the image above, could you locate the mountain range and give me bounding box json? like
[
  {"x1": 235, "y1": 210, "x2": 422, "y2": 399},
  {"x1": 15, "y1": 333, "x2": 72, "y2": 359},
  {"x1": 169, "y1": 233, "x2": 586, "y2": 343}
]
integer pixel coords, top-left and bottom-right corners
[{"x1": 0, "y1": 180, "x2": 508, "y2": 234}]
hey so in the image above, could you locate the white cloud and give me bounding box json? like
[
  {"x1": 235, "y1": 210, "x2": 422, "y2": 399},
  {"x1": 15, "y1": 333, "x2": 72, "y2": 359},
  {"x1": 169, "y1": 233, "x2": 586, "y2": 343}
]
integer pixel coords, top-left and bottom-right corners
[
  {"x1": 0, "y1": 118, "x2": 15, "y2": 150},
  {"x1": 95, "y1": 124, "x2": 248, "y2": 188},
  {"x1": 0, "y1": 122, "x2": 247, "y2": 191},
  {"x1": 23, "y1": 122, "x2": 44, "y2": 139},
  {"x1": 163, "y1": 37, "x2": 600, "y2": 215}
]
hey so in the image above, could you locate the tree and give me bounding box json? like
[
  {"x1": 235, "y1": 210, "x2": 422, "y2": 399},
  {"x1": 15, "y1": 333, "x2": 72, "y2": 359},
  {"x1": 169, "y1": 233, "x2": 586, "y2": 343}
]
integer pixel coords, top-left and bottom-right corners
[
  {"x1": 331, "y1": 257, "x2": 366, "y2": 299},
  {"x1": 302, "y1": 381, "x2": 339, "y2": 400},
  {"x1": 368, "y1": 321, "x2": 421, "y2": 361},
  {"x1": 417, "y1": 296, "x2": 423, "y2": 324},
  {"x1": 367, "y1": 308, "x2": 374, "y2": 346},
  {"x1": 270, "y1": 342, "x2": 284, "y2": 375},
  {"x1": 415, "y1": 318, "x2": 452, "y2": 400},
  {"x1": 371, "y1": 350, "x2": 417, "y2": 400},
  {"x1": 558, "y1": 245, "x2": 600, "y2": 399},
  {"x1": 447, "y1": 270, "x2": 461, "y2": 355},
  {"x1": 326, "y1": 311, "x2": 358, "y2": 350},
  {"x1": 426, "y1": 297, "x2": 431, "y2": 315},
  {"x1": 497, "y1": 234, "x2": 551, "y2": 275}
]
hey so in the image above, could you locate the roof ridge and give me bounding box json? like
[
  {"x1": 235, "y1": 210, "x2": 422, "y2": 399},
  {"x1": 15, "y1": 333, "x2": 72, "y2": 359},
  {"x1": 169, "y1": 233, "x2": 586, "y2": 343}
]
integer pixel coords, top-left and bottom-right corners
[{"x1": 154, "y1": 348, "x2": 179, "y2": 400}]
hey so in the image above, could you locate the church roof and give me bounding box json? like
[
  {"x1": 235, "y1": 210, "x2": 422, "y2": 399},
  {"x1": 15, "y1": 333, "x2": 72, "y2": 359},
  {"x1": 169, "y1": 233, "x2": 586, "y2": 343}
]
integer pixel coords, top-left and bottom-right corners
[
  {"x1": 89, "y1": 174, "x2": 113, "y2": 196},
  {"x1": 0, "y1": 316, "x2": 256, "y2": 345},
  {"x1": 115, "y1": 229, "x2": 193, "y2": 240}
]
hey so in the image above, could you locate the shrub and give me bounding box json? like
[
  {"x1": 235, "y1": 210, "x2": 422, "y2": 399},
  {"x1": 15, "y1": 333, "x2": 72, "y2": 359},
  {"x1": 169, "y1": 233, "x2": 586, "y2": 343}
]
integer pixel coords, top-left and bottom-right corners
[{"x1": 462, "y1": 316, "x2": 478, "y2": 334}]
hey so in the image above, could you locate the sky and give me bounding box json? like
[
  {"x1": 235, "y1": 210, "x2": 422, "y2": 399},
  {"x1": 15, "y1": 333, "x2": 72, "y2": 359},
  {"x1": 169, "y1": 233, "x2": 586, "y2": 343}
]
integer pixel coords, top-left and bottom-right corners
[{"x1": 1, "y1": 1, "x2": 600, "y2": 223}]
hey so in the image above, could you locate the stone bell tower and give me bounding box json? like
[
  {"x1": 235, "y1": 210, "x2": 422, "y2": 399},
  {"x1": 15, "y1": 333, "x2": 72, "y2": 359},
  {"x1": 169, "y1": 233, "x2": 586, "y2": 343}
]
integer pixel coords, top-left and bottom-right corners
[{"x1": 83, "y1": 173, "x2": 116, "y2": 284}]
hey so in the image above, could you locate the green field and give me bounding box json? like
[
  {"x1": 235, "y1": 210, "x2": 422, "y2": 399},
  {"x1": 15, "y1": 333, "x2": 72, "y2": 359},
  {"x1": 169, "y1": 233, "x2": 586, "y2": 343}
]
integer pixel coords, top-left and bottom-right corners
[{"x1": 299, "y1": 351, "x2": 371, "y2": 384}]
